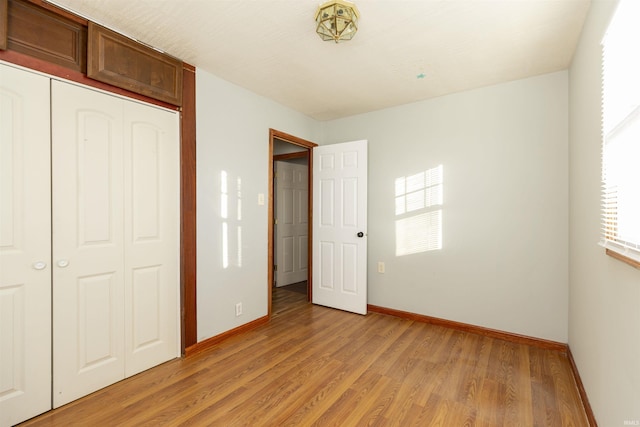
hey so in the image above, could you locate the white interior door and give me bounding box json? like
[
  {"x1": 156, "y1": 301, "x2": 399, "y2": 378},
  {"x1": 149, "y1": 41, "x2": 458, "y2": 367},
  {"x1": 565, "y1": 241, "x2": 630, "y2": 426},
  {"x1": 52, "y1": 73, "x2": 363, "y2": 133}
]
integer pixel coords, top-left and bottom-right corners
[
  {"x1": 275, "y1": 161, "x2": 308, "y2": 287},
  {"x1": 312, "y1": 140, "x2": 368, "y2": 314},
  {"x1": 123, "y1": 100, "x2": 179, "y2": 376},
  {"x1": 0, "y1": 64, "x2": 52, "y2": 426},
  {"x1": 52, "y1": 81, "x2": 126, "y2": 407}
]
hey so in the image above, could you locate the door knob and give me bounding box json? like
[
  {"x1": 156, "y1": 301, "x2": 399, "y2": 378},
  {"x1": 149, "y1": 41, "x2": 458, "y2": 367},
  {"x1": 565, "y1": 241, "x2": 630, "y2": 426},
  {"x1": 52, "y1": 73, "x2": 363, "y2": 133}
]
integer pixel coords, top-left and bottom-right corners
[
  {"x1": 57, "y1": 259, "x2": 70, "y2": 268},
  {"x1": 357, "y1": 232, "x2": 364, "y2": 238},
  {"x1": 32, "y1": 261, "x2": 47, "y2": 270}
]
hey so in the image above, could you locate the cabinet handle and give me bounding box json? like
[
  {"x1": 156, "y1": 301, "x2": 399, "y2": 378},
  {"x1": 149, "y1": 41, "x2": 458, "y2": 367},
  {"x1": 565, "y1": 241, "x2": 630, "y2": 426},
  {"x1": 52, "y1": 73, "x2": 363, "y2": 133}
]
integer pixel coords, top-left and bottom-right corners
[
  {"x1": 57, "y1": 259, "x2": 70, "y2": 268},
  {"x1": 32, "y1": 261, "x2": 47, "y2": 270}
]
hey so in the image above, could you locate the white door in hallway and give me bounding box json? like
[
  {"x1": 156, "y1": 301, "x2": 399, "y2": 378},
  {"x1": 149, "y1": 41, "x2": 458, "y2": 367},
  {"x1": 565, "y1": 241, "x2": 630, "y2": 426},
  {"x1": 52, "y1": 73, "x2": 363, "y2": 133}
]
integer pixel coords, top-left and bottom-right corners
[
  {"x1": 275, "y1": 161, "x2": 309, "y2": 287},
  {"x1": 312, "y1": 140, "x2": 368, "y2": 314},
  {"x1": 0, "y1": 64, "x2": 52, "y2": 427}
]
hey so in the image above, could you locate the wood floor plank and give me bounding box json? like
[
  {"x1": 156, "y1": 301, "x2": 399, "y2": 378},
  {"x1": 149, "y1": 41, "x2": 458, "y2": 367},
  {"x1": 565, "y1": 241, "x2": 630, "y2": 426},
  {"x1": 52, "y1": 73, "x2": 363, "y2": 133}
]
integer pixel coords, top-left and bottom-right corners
[
  {"x1": 20, "y1": 288, "x2": 589, "y2": 426},
  {"x1": 310, "y1": 370, "x2": 386, "y2": 426},
  {"x1": 276, "y1": 360, "x2": 358, "y2": 426}
]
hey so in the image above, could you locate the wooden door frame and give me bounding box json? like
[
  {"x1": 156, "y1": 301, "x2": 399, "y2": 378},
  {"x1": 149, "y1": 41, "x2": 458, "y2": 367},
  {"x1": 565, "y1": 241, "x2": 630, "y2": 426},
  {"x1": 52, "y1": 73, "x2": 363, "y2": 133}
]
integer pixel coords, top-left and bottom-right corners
[{"x1": 268, "y1": 129, "x2": 317, "y2": 316}]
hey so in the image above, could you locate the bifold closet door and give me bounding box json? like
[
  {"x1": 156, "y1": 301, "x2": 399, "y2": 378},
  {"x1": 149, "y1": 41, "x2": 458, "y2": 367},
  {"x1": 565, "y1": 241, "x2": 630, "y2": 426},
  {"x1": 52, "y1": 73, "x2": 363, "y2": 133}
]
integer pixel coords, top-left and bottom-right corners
[
  {"x1": 0, "y1": 64, "x2": 52, "y2": 427},
  {"x1": 52, "y1": 81, "x2": 179, "y2": 407},
  {"x1": 52, "y1": 81, "x2": 126, "y2": 407},
  {"x1": 122, "y1": 96, "x2": 180, "y2": 377}
]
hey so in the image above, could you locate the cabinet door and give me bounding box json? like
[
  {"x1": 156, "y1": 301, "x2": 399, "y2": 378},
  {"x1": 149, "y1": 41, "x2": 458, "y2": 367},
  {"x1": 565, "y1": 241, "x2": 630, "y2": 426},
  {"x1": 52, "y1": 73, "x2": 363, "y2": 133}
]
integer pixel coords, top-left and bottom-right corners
[
  {"x1": 123, "y1": 101, "x2": 179, "y2": 376},
  {"x1": 0, "y1": 65, "x2": 52, "y2": 426},
  {"x1": 52, "y1": 81, "x2": 126, "y2": 408}
]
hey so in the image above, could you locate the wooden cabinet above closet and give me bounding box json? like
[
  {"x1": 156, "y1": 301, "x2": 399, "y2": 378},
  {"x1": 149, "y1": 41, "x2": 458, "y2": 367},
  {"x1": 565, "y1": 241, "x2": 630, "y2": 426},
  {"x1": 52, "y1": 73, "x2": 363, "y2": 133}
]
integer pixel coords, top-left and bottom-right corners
[
  {"x1": 0, "y1": 0, "x2": 183, "y2": 106},
  {"x1": 87, "y1": 23, "x2": 182, "y2": 105},
  {"x1": 3, "y1": 0, "x2": 86, "y2": 72}
]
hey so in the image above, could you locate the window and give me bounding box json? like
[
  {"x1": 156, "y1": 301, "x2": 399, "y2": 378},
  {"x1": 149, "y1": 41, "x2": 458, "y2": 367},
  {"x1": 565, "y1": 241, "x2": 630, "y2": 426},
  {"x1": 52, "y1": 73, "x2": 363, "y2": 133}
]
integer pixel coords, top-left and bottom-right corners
[{"x1": 600, "y1": 0, "x2": 640, "y2": 266}]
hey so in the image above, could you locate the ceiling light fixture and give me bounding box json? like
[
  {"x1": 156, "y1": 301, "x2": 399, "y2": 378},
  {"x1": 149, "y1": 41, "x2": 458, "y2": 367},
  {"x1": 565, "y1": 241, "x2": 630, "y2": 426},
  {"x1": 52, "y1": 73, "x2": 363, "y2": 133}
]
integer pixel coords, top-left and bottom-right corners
[{"x1": 315, "y1": 0, "x2": 360, "y2": 43}]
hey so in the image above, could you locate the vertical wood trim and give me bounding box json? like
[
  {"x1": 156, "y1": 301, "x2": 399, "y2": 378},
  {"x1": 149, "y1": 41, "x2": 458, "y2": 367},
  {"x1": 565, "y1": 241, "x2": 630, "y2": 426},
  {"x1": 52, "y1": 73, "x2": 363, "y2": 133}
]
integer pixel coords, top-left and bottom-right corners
[
  {"x1": 307, "y1": 148, "x2": 314, "y2": 302},
  {"x1": 181, "y1": 63, "x2": 197, "y2": 351},
  {"x1": 268, "y1": 129, "x2": 317, "y2": 314},
  {"x1": 268, "y1": 132, "x2": 274, "y2": 316},
  {"x1": 0, "y1": 0, "x2": 7, "y2": 50}
]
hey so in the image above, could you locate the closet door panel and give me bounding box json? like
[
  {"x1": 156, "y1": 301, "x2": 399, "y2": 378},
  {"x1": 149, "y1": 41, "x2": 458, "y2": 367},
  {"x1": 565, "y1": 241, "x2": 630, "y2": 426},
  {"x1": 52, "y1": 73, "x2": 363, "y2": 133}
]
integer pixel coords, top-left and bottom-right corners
[
  {"x1": 52, "y1": 81, "x2": 126, "y2": 408},
  {"x1": 124, "y1": 102, "x2": 179, "y2": 376},
  {"x1": 0, "y1": 64, "x2": 52, "y2": 427}
]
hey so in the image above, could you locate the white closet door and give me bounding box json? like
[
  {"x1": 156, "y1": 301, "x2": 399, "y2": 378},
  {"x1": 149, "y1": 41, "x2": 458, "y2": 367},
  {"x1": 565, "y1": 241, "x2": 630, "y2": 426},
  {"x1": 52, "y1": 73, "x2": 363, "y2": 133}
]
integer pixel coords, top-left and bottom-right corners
[
  {"x1": 52, "y1": 81, "x2": 126, "y2": 407},
  {"x1": 123, "y1": 100, "x2": 179, "y2": 376},
  {"x1": 0, "y1": 65, "x2": 52, "y2": 426},
  {"x1": 51, "y1": 80, "x2": 180, "y2": 406}
]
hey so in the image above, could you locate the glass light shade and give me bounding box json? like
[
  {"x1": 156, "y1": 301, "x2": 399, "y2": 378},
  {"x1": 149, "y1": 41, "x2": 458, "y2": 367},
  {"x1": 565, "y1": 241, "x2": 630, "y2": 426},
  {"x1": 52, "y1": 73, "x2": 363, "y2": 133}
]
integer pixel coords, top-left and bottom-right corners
[{"x1": 315, "y1": 0, "x2": 360, "y2": 43}]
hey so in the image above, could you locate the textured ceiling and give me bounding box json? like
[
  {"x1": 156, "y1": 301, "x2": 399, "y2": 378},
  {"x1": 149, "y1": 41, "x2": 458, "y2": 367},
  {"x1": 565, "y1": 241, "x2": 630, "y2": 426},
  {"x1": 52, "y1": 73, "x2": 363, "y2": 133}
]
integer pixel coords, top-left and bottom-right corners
[{"x1": 48, "y1": 0, "x2": 590, "y2": 121}]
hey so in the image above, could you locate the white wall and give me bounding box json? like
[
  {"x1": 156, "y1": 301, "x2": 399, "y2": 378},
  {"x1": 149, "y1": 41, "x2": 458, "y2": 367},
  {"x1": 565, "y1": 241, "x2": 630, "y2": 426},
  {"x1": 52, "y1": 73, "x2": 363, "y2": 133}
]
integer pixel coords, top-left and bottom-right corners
[
  {"x1": 190, "y1": 7, "x2": 639, "y2": 421},
  {"x1": 569, "y1": 0, "x2": 640, "y2": 424},
  {"x1": 322, "y1": 72, "x2": 569, "y2": 342},
  {"x1": 196, "y1": 69, "x2": 319, "y2": 340}
]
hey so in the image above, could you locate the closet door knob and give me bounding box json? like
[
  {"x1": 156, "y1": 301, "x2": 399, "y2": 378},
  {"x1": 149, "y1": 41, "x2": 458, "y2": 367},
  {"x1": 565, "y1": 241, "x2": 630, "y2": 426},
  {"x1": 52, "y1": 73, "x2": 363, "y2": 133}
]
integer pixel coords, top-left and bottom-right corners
[
  {"x1": 57, "y1": 259, "x2": 70, "y2": 268},
  {"x1": 32, "y1": 261, "x2": 47, "y2": 270}
]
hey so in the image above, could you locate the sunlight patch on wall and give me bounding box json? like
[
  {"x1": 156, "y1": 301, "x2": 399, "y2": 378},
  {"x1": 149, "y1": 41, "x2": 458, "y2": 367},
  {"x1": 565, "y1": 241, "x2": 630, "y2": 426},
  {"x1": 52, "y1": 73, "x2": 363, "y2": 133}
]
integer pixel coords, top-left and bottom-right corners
[
  {"x1": 221, "y1": 171, "x2": 228, "y2": 219},
  {"x1": 395, "y1": 165, "x2": 443, "y2": 256},
  {"x1": 221, "y1": 171, "x2": 243, "y2": 268}
]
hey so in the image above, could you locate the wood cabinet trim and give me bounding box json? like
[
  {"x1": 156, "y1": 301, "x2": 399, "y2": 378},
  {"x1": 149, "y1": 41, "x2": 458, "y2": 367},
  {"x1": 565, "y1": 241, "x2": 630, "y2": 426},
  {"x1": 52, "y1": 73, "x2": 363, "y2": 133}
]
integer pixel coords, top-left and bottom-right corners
[
  {"x1": 87, "y1": 22, "x2": 183, "y2": 106},
  {"x1": 25, "y1": 0, "x2": 87, "y2": 25},
  {"x1": 7, "y1": 0, "x2": 86, "y2": 72},
  {"x1": 0, "y1": 49, "x2": 177, "y2": 110}
]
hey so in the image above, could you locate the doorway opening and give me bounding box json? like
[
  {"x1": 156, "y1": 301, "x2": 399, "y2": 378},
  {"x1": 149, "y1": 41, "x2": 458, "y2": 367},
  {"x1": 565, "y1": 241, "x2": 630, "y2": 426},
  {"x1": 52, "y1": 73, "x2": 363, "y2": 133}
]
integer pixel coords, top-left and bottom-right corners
[
  {"x1": 268, "y1": 129, "x2": 317, "y2": 316},
  {"x1": 274, "y1": 155, "x2": 308, "y2": 294}
]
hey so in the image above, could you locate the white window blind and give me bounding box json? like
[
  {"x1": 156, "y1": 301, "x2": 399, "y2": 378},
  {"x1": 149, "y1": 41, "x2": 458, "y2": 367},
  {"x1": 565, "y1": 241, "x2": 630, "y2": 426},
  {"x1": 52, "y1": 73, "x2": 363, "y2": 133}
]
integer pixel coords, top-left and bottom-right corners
[{"x1": 600, "y1": 0, "x2": 640, "y2": 263}]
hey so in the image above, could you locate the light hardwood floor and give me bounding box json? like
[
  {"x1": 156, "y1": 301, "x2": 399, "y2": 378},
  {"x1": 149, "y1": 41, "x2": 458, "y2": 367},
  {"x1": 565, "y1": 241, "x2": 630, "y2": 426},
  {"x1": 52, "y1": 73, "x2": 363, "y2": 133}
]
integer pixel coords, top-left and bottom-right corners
[{"x1": 21, "y1": 287, "x2": 589, "y2": 426}]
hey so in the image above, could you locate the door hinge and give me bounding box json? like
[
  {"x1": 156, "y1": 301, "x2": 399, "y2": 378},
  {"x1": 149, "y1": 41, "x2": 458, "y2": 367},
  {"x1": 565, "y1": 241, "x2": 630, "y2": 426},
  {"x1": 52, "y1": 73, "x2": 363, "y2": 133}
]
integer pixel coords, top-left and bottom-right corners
[
  {"x1": 274, "y1": 264, "x2": 277, "y2": 271},
  {"x1": 274, "y1": 218, "x2": 278, "y2": 225}
]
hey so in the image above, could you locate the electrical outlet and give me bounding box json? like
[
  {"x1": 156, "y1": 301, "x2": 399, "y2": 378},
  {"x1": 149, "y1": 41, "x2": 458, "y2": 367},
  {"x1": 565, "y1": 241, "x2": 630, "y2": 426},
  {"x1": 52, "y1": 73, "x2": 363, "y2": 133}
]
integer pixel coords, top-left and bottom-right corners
[
  {"x1": 235, "y1": 302, "x2": 242, "y2": 317},
  {"x1": 378, "y1": 261, "x2": 385, "y2": 274}
]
